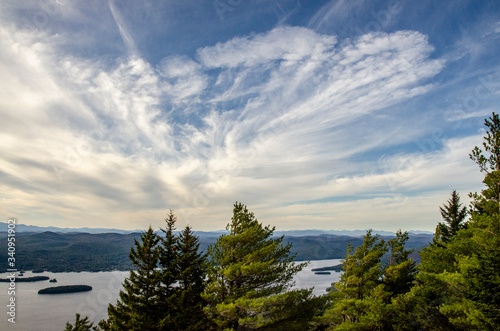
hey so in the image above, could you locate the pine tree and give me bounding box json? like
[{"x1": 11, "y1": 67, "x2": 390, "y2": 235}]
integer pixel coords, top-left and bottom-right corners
[
  {"x1": 407, "y1": 113, "x2": 500, "y2": 330},
  {"x1": 106, "y1": 227, "x2": 161, "y2": 330},
  {"x1": 418, "y1": 191, "x2": 465, "y2": 276},
  {"x1": 175, "y1": 226, "x2": 209, "y2": 330},
  {"x1": 438, "y1": 112, "x2": 500, "y2": 329},
  {"x1": 157, "y1": 211, "x2": 179, "y2": 329},
  {"x1": 65, "y1": 313, "x2": 98, "y2": 331},
  {"x1": 436, "y1": 190, "x2": 468, "y2": 242},
  {"x1": 384, "y1": 230, "x2": 417, "y2": 297},
  {"x1": 337, "y1": 230, "x2": 387, "y2": 302},
  {"x1": 470, "y1": 112, "x2": 500, "y2": 214},
  {"x1": 318, "y1": 230, "x2": 418, "y2": 330},
  {"x1": 203, "y1": 202, "x2": 319, "y2": 330},
  {"x1": 403, "y1": 193, "x2": 471, "y2": 330},
  {"x1": 323, "y1": 230, "x2": 388, "y2": 327},
  {"x1": 99, "y1": 211, "x2": 210, "y2": 331},
  {"x1": 416, "y1": 191, "x2": 466, "y2": 276},
  {"x1": 402, "y1": 193, "x2": 470, "y2": 330}
]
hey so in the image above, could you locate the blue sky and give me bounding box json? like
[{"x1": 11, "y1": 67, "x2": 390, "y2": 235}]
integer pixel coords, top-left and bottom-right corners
[{"x1": 1, "y1": 0, "x2": 500, "y2": 231}]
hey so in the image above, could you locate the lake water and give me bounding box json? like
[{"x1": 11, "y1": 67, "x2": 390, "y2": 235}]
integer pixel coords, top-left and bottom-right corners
[{"x1": 0, "y1": 259, "x2": 342, "y2": 330}]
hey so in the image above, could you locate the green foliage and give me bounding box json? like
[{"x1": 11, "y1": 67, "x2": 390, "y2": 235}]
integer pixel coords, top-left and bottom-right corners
[
  {"x1": 437, "y1": 190, "x2": 468, "y2": 242},
  {"x1": 418, "y1": 190, "x2": 468, "y2": 275},
  {"x1": 203, "y1": 202, "x2": 320, "y2": 330},
  {"x1": 99, "y1": 212, "x2": 209, "y2": 331},
  {"x1": 335, "y1": 230, "x2": 387, "y2": 302},
  {"x1": 217, "y1": 289, "x2": 327, "y2": 330},
  {"x1": 157, "y1": 211, "x2": 179, "y2": 329},
  {"x1": 65, "y1": 313, "x2": 99, "y2": 331},
  {"x1": 384, "y1": 230, "x2": 417, "y2": 297},
  {"x1": 321, "y1": 231, "x2": 388, "y2": 328},
  {"x1": 470, "y1": 112, "x2": 500, "y2": 173},
  {"x1": 470, "y1": 112, "x2": 500, "y2": 216},
  {"x1": 318, "y1": 230, "x2": 417, "y2": 330},
  {"x1": 405, "y1": 112, "x2": 500, "y2": 330},
  {"x1": 417, "y1": 239, "x2": 456, "y2": 275},
  {"x1": 173, "y1": 225, "x2": 209, "y2": 330},
  {"x1": 441, "y1": 112, "x2": 500, "y2": 329},
  {"x1": 107, "y1": 226, "x2": 162, "y2": 330},
  {"x1": 439, "y1": 214, "x2": 500, "y2": 330},
  {"x1": 395, "y1": 272, "x2": 458, "y2": 330}
]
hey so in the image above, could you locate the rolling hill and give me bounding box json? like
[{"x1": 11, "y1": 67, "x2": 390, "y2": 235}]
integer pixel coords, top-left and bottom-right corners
[{"x1": 0, "y1": 230, "x2": 433, "y2": 272}]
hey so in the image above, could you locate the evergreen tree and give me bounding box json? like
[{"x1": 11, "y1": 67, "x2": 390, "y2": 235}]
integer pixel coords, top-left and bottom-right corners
[
  {"x1": 384, "y1": 230, "x2": 416, "y2": 297},
  {"x1": 417, "y1": 191, "x2": 465, "y2": 276},
  {"x1": 395, "y1": 271, "x2": 458, "y2": 330},
  {"x1": 436, "y1": 190, "x2": 468, "y2": 242},
  {"x1": 403, "y1": 194, "x2": 470, "y2": 330},
  {"x1": 470, "y1": 112, "x2": 500, "y2": 214},
  {"x1": 407, "y1": 113, "x2": 500, "y2": 330},
  {"x1": 401, "y1": 192, "x2": 472, "y2": 330},
  {"x1": 437, "y1": 112, "x2": 500, "y2": 329},
  {"x1": 319, "y1": 230, "x2": 418, "y2": 330},
  {"x1": 470, "y1": 113, "x2": 500, "y2": 173},
  {"x1": 324, "y1": 231, "x2": 387, "y2": 326},
  {"x1": 416, "y1": 191, "x2": 466, "y2": 280},
  {"x1": 97, "y1": 211, "x2": 210, "y2": 331},
  {"x1": 175, "y1": 226, "x2": 209, "y2": 330},
  {"x1": 106, "y1": 227, "x2": 161, "y2": 330},
  {"x1": 203, "y1": 202, "x2": 320, "y2": 330},
  {"x1": 156, "y1": 211, "x2": 210, "y2": 330},
  {"x1": 65, "y1": 313, "x2": 98, "y2": 331},
  {"x1": 157, "y1": 211, "x2": 179, "y2": 329}
]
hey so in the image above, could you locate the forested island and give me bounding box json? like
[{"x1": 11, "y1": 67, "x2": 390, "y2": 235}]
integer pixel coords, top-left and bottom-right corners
[
  {"x1": 38, "y1": 285, "x2": 92, "y2": 294},
  {"x1": 311, "y1": 264, "x2": 343, "y2": 272},
  {"x1": 0, "y1": 276, "x2": 49, "y2": 282}
]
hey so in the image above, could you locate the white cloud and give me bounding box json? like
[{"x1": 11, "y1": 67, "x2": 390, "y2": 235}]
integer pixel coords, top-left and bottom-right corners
[
  {"x1": 197, "y1": 26, "x2": 337, "y2": 68},
  {"x1": 157, "y1": 56, "x2": 208, "y2": 104},
  {"x1": 1, "y1": 16, "x2": 484, "y2": 231}
]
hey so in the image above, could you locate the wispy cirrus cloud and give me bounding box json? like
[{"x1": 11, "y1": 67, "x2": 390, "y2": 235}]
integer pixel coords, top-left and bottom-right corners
[
  {"x1": 197, "y1": 26, "x2": 337, "y2": 68},
  {"x1": 308, "y1": 0, "x2": 368, "y2": 31},
  {"x1": 108, "y1": 0, "x2": 138, "y2": 56},
  {"x1": 0, "y1": 3, "x2": 488, "y2": 232}
]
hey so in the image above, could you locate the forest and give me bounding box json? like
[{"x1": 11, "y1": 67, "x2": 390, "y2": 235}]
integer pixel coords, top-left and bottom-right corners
[{"x1": 66, "y1": 113, "x2": 500, "y2": 330}]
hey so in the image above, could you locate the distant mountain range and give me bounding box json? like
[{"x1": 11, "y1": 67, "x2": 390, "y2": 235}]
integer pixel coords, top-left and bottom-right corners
[
  {"x1": 0, "y1": 223, "x2": 434, "y2": 273},
  {"x1": 0, "y1": 222, "x2": 432, "y2": 236},
  {"x1": 274, "y1": 229, "x2": 433, "y2": 237},
  {"x1": 0, "y1": 231, "x2": 434, "y2": 273},
  {"x1": 0, "y1": 222, "x2": 139, "y2": 234}
]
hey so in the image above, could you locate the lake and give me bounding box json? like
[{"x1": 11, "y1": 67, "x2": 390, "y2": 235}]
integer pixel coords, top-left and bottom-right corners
[{"x1": 0, "y1": 259, "x2": 342, "y2": 330}]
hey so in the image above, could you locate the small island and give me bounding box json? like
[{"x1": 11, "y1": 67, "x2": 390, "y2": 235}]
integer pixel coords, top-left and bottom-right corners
[
  {"x1": 38, "y1": 285, "x2": 92, "y2": 294},
  {"x1": 314, "y1": 271, "x2": 332, "y2": 275},
  {"x1": 311, "y1": 264, "x2": 343, "y2": 272},
  {"x1": 0, "y1": 276, "x2": 50, "y2": 282}
]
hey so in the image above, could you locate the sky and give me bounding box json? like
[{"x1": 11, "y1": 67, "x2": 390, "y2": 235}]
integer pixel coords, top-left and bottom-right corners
[{"x1": 1, "y1": 0, "x2": 500, "y2": 232}]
